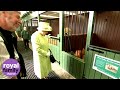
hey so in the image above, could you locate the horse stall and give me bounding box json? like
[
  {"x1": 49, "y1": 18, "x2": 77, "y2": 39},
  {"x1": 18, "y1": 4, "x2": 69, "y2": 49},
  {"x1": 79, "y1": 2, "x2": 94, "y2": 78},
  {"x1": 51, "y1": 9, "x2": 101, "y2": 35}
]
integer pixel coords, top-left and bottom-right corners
[
  {"x1": 44, "y1": 11, "x2": 89, "y2": 79},
  {"x1": 21, "y1": 11, "x2": 120, "y2": 79},
  {"x1": 84, "y1": 11, "x2": 120, "y2": 79}
]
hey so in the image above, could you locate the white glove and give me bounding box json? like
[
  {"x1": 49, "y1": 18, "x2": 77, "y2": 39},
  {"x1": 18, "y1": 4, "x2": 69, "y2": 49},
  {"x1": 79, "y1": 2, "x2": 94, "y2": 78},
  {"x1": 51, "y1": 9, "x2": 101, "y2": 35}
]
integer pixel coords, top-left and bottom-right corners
[{"x1": 46, "y1": 51, "x2": 50, "y2": 57}]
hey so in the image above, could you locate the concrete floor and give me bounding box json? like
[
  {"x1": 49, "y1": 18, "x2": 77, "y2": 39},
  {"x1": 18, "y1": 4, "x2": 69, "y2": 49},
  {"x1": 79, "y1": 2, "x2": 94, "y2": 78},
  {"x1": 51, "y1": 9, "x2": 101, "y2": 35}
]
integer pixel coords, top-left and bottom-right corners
[
  {"x1": 18, "y1": 41, "x2": 75, "y2": 79},
  {"x1": 51, "y1": 62, "x2": 75, "y2": 79}
]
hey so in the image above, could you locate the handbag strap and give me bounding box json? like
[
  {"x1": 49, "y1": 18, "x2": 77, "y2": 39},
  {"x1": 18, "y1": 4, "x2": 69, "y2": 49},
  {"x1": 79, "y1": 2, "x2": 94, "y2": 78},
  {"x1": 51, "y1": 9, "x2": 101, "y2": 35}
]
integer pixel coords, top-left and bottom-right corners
[{"x1": 49, "y1": 49, "x2": 53, "y2": 55}]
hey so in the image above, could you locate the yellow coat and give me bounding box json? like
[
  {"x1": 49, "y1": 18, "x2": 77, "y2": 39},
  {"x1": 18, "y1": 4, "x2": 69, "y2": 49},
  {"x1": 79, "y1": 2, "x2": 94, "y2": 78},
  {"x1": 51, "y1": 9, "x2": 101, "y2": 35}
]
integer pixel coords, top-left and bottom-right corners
[{"x1": 31, "y1": 31, "x2": 52, "y2": 79}]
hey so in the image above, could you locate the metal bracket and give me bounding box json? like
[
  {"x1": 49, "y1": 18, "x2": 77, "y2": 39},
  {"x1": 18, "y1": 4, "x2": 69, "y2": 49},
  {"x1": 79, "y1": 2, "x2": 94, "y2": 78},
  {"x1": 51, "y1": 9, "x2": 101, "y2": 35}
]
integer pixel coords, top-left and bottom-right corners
[{"x1": 87, "y1": 46, "x2": 104, "y2": 53}]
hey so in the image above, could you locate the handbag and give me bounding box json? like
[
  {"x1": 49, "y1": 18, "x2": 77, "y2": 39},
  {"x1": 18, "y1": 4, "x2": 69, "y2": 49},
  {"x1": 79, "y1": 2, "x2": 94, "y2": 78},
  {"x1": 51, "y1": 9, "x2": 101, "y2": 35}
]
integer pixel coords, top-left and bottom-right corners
[{"x1": 49, "y1": 49, "x2": 56, "y2": 63}]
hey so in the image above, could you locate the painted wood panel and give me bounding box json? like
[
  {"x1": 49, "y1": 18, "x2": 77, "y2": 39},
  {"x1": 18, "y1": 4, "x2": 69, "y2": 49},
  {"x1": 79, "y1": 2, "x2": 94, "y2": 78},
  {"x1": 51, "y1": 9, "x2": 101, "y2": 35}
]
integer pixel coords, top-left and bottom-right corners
[
  {"x1": 61, "y1": 51, "x2": 84, "y2": 79},
  {"x1": 84, "y1": 11, "x2": 120, "y2": 79},
  {"x1": 91, "y1": 11, "x2": 120, "y2": 51},
  {"x1": 105, "y1": 52, "x2": 115, "y2": 79},
  {"x1": 49, "y1": 44, "x2": 60, "y2": 62}
]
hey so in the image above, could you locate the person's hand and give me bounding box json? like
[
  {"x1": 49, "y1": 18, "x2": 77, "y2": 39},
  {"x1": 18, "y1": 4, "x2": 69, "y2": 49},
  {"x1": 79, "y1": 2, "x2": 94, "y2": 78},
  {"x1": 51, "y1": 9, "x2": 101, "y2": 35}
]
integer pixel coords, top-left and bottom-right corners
[
  {"x1": 17, "y1": 37, "x2": 20, "y2": 41},
  {"x1": 47, "y1": 51, "x2": 50, "y2": 57},
  {"x1": 19, "y1": 37, "x2": 23, "y2": 41},
  {"x1": 17, "y1": 37, "x2": 20, "y2": 39}
]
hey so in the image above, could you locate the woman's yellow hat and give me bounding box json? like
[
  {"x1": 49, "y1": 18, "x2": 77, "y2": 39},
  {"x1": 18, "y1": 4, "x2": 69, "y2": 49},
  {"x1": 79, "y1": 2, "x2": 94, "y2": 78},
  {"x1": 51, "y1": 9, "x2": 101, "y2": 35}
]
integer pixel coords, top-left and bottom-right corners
[{"x1": 37, "y1": 22, "x2": 52, "y2": 31}]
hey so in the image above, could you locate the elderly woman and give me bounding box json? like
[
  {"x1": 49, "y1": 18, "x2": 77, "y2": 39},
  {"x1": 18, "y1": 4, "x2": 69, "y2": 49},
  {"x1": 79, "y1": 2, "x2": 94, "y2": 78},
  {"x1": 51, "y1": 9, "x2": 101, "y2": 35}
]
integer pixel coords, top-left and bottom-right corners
[{"x1": 31, "y1": 22, "x2": 52, "y2": 79}]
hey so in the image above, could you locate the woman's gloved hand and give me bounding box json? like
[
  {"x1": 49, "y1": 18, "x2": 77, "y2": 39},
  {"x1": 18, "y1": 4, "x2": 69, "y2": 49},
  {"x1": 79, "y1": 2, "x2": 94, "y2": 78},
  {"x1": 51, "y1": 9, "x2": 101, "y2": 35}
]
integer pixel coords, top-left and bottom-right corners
[{"x1": 46, "y1": 51, "x2": 50, "y2": 57}]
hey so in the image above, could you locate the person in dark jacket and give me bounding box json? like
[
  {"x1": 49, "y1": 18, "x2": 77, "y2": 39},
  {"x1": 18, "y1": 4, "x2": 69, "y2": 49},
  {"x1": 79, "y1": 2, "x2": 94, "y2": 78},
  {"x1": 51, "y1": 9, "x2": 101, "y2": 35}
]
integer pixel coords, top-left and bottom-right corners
[{"x1": 21, "y1": 27, "x2": 30, "y2": 49}]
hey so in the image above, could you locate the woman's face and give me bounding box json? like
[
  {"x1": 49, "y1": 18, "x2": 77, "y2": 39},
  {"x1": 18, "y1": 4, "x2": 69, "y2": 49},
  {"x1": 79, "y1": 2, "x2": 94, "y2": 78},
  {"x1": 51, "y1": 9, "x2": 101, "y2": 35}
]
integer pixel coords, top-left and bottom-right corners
[{"x1": 43, "y1": 31, "x2": 49, "y2": 35}]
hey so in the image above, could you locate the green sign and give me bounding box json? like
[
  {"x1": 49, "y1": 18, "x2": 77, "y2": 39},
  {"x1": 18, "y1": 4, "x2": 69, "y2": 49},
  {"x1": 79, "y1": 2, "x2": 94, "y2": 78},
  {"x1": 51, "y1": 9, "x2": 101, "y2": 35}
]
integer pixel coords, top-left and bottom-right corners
[{"x1": 93, "y1": 54, "x2": 120, "y2": 79}]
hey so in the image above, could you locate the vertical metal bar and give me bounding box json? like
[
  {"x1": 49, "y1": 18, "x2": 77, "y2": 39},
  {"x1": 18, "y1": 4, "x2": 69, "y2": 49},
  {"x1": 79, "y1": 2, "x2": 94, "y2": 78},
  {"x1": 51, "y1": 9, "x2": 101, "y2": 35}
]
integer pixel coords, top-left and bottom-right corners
[
  {"x1": 78, "y1": 11, "x2": 81, "y2": 46},
  {"x1": 74, "y1": 11, "x2": 77, "y2": 35},
  {"x1": 66, "y1": 11, "x2": 69, "y2": 52},
  {"x1": 64, "y1": 11, "x2": 67, "y2": 51},
  {"x1": 77, "y1": 11, "x2": 82, "y2": 58},
  {"x1": 73, "y1": 12, "x2": 76, "y2": 35},
  {"x1": 80, "y1": 12, "x2": 85, "y2": 59},
  {"x1": 82, "y1": 12, "x2": 87, "y2": 57},
  {"x1": 76, "y1": 11, "x2": 79, "y2": 35},
  {"x1": 71, "y1": 12, "x2": 74, "y2": 35},
  {"x1": 67, "y1": 11, "x2": 72, "y2": 52},
  {"x1": 74, "y1": 11, "x2": 78, "y2": 57},
  {"x1": 64, "y1": 11, "x2": 66, "y2": 51},
  {"x1": 71, "y1": 11, "x2": 74, "y2": 35},
  {"x1": 70, "y1": 11, "x2": 74, "y2": 53},
  {"x1": 67, "y1": 11, "x2": 70, "y2": 35},
  {"x1": 82, "y1": 12, "x2": 86, "y2": 48}
]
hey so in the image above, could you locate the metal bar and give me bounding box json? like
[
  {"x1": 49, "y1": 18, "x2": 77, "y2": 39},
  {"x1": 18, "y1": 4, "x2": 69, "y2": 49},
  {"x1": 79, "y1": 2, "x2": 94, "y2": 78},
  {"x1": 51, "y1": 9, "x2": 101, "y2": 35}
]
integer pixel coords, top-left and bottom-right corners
[
  {"x1": 71, "y1": 11, "x2": 74, "y2": 35},
  {"x1": 87, "y1": 46, "x2": 104, "y2": 53},
  {"x1": 74, "y1": 11, "x2": 78, "y2": 56},
  {"x1": 64, "y1": 11, "x2": 67, "y2": 51},
  {"x1": 67, "y1": 11, "x2": 72, "y2": 52},
  {"x1": 74, "y1": 11, "x2": 77, "y2": 34},
  {"x1": 89, "y1": 45, "x2": 120, "y2": 54},
  {"x1": 81, "y1": 12, "x2": 86, "y2": 58},
  {"x1": 81, "y1": 12, "x2": 85, "y2": 49},
  {"x1": 78, "y1": 11, "x2": 81, "y2": 48},
  {"x1": 71, "y1": 12, "x2": 74, "y2": 35},
  {"x1": 49, "y1": 36, "x2": 60, "y2": 41},
  {"x1": 65, "y1": 11, "x2": 69, "y2": 51},
  {"x1": 67, "y1": 11, "x2": 70, "y2": 36}
]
